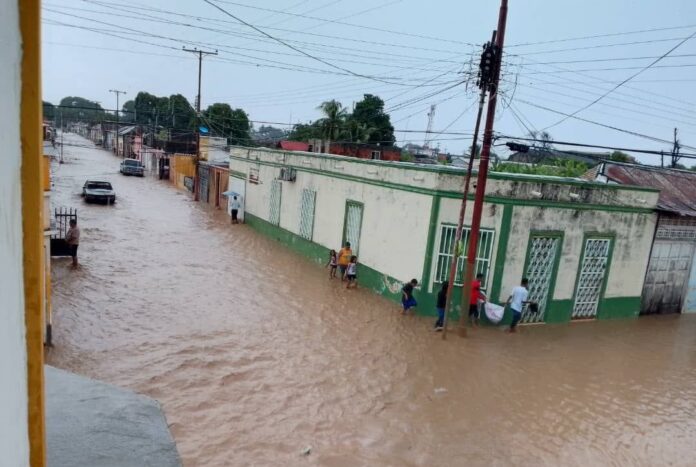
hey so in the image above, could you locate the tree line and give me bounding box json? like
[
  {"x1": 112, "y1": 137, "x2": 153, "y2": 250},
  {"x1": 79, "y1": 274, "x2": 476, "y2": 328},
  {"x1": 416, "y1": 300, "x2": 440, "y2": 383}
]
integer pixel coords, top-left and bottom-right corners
[
  {"x1": 43, "y1": 93, "x2": 251, "y2": 145},
  {"x1": 288, "y1": 94, "x2": 396, "y2": 146}
]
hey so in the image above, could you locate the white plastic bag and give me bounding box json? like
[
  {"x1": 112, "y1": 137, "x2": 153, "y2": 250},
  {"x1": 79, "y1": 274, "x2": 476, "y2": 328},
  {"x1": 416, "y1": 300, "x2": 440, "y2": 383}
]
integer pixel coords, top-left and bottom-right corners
[{"x1": 485, "y1": 302, "x2": 505, "y2": 324}]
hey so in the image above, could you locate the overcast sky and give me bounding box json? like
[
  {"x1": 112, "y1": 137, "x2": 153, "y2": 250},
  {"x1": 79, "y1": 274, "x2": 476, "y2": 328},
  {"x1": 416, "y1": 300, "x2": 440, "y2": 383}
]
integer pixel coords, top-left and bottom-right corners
[{"x1": 42, "y1": 0, "x2": 696, "y2": 164}]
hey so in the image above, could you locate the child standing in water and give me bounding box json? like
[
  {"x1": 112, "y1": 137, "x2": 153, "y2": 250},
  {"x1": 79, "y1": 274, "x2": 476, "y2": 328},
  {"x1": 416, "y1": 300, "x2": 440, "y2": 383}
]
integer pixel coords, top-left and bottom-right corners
[
  {"x1": 326, "y1": 250, "x2": 338, "y2": 279},
  {"x1": 346, "y1": 256, "x2": 358, "y2": 288}
]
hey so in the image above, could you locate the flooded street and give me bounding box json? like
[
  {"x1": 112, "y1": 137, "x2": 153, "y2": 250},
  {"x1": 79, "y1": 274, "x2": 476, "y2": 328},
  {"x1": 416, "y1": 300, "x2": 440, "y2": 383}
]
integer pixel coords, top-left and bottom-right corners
[{"x1": 49, "y1": 134, "x2": 696, "y2": 466}]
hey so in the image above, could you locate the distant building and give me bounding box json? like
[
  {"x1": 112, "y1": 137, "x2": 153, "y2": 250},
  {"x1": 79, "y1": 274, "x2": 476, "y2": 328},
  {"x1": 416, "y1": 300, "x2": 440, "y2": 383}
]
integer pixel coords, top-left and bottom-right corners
[
  {"x1": 328, "y1": 142, "x2": 400, "y2": 161},
  {"x1": 508, "y1": 147, "x2": 610, "y2": 165},
  {"x1": 586, "y1": 161, "x2": 696, "y2": 315}
]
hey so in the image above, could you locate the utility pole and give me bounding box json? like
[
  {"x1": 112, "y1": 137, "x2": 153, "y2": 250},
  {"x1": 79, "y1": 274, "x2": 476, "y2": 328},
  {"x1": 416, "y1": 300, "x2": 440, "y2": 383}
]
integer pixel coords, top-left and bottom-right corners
[
  {"x1": 109, "y1": 89, "x2": 126, "y2": 156},
  {"x1": 457, "y1": 0, "x2": 508, "y2": 337},
  {"x1": 183, "y1": 47, "x2": 218, "y2": 200},
  {"x1": 671, "y1": 127, "x2": 681, "y2": 168},
  {"x1": 441, "y1": 31, "x2": 496, "y2": 339}
]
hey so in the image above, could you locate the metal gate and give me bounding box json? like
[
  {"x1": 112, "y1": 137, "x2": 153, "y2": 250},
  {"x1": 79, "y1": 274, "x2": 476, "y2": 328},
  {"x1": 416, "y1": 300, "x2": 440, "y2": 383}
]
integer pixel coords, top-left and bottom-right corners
[
  {"x1": 198, "y1": 164, "x2": 210, "y2": 202},
  {"x1": 642, "y1": 240, "x2": 694, "y2": 314},
  {"x1": 298, "y1": 189, "x2": 316, "y2": 240},
  {"x1": 343, "y1": 201, "x2": 363, "y2": 255},
  {"x1": 521, "y1": 235, "x2": 561, "y2": 324},
  {"x1": 572, "y1": 238, "x2": 612, "y2": 319},
  {"x1": 269, "y1": 179, "x2": 282, "y2": 226},
  {"x1": 50, "y1": 207, "x2": 78, "y2": 257}
]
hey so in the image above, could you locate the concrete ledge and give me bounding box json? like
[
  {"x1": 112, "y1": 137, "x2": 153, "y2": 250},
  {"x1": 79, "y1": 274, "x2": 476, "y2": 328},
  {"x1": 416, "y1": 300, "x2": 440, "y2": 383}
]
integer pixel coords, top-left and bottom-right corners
[{"x1": 46, "y1": 366, "x2": 181, "y2": 467}]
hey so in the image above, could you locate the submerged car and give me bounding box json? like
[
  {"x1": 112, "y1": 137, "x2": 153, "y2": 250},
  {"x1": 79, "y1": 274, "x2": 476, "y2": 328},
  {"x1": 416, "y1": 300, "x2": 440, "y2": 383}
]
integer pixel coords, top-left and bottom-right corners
[
  {"x1": 120, "y1": 158, "x2": 144, "y2": 176},
  {"x1": 82, "y1": 180, "x2": 116, "y2": 204}
]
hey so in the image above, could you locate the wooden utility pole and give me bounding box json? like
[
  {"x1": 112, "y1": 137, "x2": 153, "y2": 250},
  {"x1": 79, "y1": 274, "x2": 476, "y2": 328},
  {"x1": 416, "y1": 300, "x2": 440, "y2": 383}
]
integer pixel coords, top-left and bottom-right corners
[
  {"x1": 109, "y1": 89, "x2": 126, "y2": 156},
  {"x1": 458, "y1": 0, "x2": 509, "y2": 336},
  {"x1": 183, "y1": 47, "x2": 217, "y2": 200},
  {"x1": 440, "y1": 60, "x2": 490, "y2": 339}
]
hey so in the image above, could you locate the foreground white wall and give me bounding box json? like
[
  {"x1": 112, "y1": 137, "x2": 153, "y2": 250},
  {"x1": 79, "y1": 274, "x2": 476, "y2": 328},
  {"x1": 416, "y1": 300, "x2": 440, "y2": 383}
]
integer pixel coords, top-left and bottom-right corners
[{"x1": 0, "y1": 0, "x2": 30, "y2": 465}]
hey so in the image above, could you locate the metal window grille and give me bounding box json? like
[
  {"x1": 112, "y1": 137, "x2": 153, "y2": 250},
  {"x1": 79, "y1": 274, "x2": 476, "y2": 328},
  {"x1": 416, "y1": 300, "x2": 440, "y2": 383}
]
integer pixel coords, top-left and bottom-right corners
[
  {"x1": 298, "y1": 189, "x2": 316, "y2": 240},
  {"x1": 434, "y1": 225, "x2": 494, "y2": 287},
  {"x1": 521, "y1": 236, "x2": 561, "y2": 324},
  {"x1": 572, "y1": 238, "x2": 611, "y2": 319},
  {"x1": 344, "y1": 202, "x2": 363, "y2": 255},
  {"x1": 269, "y1": 179, "x2": 282, "y2": 226}
]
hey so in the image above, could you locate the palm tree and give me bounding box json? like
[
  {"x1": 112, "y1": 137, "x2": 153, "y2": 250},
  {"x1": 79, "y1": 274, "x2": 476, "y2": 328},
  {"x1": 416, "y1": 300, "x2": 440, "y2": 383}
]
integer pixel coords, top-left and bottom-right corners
[{"x1": 318, "y1": 100, "x2": 347, "y2": 146}]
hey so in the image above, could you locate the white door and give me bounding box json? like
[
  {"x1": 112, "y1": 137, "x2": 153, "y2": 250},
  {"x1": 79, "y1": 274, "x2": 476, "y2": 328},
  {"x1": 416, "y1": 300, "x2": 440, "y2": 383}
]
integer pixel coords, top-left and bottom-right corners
[
  {"x1": 572, "y1": 238, "x2": 611, "y2": 319},
  {"x1": 522, "y1": 235, "x2": 561, "y2": 324}
]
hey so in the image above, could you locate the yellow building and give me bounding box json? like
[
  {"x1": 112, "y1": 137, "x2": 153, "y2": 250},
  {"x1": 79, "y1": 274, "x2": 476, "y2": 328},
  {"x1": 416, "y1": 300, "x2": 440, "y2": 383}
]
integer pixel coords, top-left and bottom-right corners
[{"x1": 1, "y1": 0, "x2": 46, "y2": 465}]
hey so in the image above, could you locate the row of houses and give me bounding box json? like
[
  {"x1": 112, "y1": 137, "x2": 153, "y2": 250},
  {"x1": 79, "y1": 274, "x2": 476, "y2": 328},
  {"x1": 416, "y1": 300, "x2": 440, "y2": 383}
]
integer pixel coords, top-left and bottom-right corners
[
  {"x1": 83, "y1": 121, "x2": 696, "y2": 322},
  {"x1": 222, "y1": 146, "x2": 696, "y2": 324}
]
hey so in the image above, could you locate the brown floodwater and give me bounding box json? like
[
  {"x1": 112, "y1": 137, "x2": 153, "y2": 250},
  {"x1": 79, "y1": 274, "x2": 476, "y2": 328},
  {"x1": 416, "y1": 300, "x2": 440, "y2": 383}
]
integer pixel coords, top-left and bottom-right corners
[{"x1": 48, "y1": 134, "x2": 696, "y2": 466}]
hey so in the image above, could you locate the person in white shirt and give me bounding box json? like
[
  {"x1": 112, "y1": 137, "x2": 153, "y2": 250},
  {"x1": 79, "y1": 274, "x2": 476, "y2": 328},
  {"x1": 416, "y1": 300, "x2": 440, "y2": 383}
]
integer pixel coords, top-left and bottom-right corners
[
  {"x1": 230, "y1": 196, "x2": 241, "y2": 224},
  {"x1": 346, "y1": 255, "x2": 358, "y2": 289},
  {"x1": 506, "y1": 278, "x2": 531, "y2": 333}
]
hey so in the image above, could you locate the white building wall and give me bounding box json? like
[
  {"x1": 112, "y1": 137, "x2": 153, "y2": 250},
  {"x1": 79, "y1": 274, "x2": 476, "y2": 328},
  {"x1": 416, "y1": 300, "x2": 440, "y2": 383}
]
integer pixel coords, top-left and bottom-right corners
[
  {"x1": 233, "y1": 156, "x2": 433, "y2": 283},
  {"x1": 504, "y1": 206, "x2": 655, "y2": 301},
  {"x1": 0, "y1": 0, "x2": 30, "y2": 464}
]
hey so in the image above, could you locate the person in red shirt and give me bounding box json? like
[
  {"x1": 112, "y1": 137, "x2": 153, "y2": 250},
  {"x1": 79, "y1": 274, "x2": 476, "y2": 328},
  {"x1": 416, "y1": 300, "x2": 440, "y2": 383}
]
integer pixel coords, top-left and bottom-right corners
[{"x1": 469, "y1": 273, "x2": 487, "y2": 326}]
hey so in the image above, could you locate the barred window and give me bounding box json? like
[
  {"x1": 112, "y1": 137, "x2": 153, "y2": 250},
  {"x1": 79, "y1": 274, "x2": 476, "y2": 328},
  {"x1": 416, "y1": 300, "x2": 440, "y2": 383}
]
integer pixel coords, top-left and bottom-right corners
[
  {"x1": 269, "y1": 179, "x2": 282, "y2": 226},
  {"x1": 434, "y1": 224, "x2": 494, "y2": 287}
]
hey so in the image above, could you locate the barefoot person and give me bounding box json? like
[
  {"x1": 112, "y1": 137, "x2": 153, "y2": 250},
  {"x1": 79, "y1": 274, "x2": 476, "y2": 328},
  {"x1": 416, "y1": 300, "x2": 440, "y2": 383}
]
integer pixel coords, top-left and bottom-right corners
[
  {"x1": 66, "y1": 219, "x2": 80, "y2": 267},
  {"x1": 401, "y1": 279, "x2": 418, "y2": 315},
  {"x1": 506, "y1": 278, "x2": 531, "y2": 333},
  {"x1": 230, "y1": 196, "x2": 241, "y2": 224},
  {"x1": 434, "y1": 281, "x2": 448, "y2": 331},
  {"x1": 345, "y1": 256, "x2": 358, "y2": 289},
  {"x1": 337, "y1": 242, "x2": 352, "y2": 281},
  {"x1": 469, "y1": 273, "x2": 487, "y2": 326}
]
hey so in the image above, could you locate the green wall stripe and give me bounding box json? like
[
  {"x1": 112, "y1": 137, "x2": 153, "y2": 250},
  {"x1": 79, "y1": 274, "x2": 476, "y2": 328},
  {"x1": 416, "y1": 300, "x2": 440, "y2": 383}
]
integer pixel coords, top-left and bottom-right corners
[
  {"x1": 420, "y1": 196, "x2": 441, "y2": 289},
  {"x1": 230, "y1": 169, "x2": 246, "y2": 179},
  {"x1": 230, "y1": 155, "x2": 655, "y2": 214},
  {"x1": 230, "y1": 147, "x2": 659, "y2": 193},
  {"x1": 490, "y1": 204, "x2": 513, "y2": 303}
]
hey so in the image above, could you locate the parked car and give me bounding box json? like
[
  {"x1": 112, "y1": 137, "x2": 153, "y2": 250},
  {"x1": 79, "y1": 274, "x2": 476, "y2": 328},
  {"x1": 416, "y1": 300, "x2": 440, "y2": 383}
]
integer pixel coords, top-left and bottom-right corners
[
  {"x1": 120, "y1": 158, "x2": 144, "y2": 176},
  {"x1": 82, "y1": 180, "x2": 116, "y2": 204}
]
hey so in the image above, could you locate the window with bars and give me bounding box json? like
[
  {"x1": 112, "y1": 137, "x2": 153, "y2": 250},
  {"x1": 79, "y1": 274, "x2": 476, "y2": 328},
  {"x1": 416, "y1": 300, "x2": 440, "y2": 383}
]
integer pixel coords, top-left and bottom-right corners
[
  {"x1": 434, "y1": 224, "x2": 495, "y2": 287},
  {"x1": 269, "y1": 179, "x2": 282, "y2": 226},
  {"x1": 298, "y1": 189, "x2": 316, "y2": 240}
]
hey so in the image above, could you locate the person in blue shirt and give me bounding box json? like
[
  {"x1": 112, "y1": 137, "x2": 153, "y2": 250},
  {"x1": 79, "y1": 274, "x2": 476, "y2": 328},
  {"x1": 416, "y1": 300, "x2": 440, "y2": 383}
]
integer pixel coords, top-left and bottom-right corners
[{"x1": 401, "y1": 279, "x2": 418, "y2": 315}]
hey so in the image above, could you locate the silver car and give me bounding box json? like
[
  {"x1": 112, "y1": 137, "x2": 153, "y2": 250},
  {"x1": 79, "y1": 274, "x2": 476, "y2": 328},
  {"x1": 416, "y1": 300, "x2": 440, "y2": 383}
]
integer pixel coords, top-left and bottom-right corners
[
  {"x1": 120, "y1": 158, "x2": 144, "y2": 176},
  {"x1": 82, "y1": 180, "x2": 116, "y2": 204}
]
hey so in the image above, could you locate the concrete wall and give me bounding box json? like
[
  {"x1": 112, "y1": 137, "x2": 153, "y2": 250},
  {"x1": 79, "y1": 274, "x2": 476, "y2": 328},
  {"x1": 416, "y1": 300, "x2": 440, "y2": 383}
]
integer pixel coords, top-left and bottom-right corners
[
  {"x1": 234, "y1": 150, "x2": 432, "y2": 283},
  {"x1": 0, "y1": 0, "x2": 30, "y2": 464},
  {"x1": 230, "y1": 146, "x2": 659, "y2": 322}
]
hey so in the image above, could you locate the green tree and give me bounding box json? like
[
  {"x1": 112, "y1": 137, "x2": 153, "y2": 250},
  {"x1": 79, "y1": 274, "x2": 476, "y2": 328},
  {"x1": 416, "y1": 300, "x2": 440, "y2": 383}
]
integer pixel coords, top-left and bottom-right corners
[
  {"x1": 202, "y1": 103, "x2": 251, "y2": 145},
  {"x1": 350, "y1": 94, "x2": 395, "y2": 145},
  {"x1": 609, "y1": 150, "x2": 635, "y2": 163},
  {"x1": 288, "y1": 122, "x2": 322, "y2": 141},
  {"x1": 58, "y1": 96, "x2": 105, "y2": 123},
  {"x1": 167, "y1": 94, "x2": 196, "y2": 131},
  {"x1": 317, "y1": 99, "x2": 347, "y2": 142},
  {"x1": 42, "y1": 101, "x2": 55, "y2": 121},
  {"x1": 120, "y1": 100, "x2": 136, "y2": 123},
  {"x1": 527, "y1": 130, "x2": 553, "y2": 150}
]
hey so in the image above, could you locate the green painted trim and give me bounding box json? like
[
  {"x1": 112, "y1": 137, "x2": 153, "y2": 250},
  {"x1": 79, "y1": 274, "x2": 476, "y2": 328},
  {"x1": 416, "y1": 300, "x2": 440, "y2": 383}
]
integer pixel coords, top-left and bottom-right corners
[
  {"x1": 421, "y1": 196, "x2": 441, "y2": 290},
  {"x1": 231, "y1": 147, "x2": 659, "y2": 193},
  {"x1": 521, "y1": 230, "x2": 565, "y2": 323},
  {"x1": 230, "y1": 155, "x2": 655, "y2": 214},
  {"x1": 546, "y1": 299, "x2": 573, "y2": 324},
  {"x1": 341, "y1": 200, "x2": 364, "y2": 256},
  {"x1": 230, "y1": 169, "x2": 246, "y2": 179},
  {"x1": 490, "y1": 204, "x2": 513, "y2": 303},
  {"x1": 245, "y1": 211, "x2": 408, "y2": 305},
  {"x1": 569, "y1": 233, "x2": 616, "y2": 320},
  {"x1": 598, "y1": 296, "x2": 642, "y2": 319}
]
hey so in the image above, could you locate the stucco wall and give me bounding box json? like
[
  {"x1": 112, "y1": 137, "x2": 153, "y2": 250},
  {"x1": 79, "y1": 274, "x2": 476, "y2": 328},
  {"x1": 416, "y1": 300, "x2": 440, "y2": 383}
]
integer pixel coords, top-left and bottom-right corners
[
  {"x1": 230, "y1": 146, "x2": 660, "y2": 322},
  {"x1": 235, "y1": 156, "x2": 432, "y2": 283},
  {"x1": 0, "y1": 0, "x2": 30, "y2": 464},
  {"x1": 504, "y1": 206, "x2": 655, "y2": 302}
]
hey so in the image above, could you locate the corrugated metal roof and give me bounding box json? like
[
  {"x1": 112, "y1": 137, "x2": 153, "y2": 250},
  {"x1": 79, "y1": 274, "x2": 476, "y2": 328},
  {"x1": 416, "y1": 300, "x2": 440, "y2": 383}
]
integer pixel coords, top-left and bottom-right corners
[
  {"x1": 278, "y1": 140, "x2": 309, "y2": 151},
  {"x1": 603, "y1": 163, "x2": 696, "y2": 217}
]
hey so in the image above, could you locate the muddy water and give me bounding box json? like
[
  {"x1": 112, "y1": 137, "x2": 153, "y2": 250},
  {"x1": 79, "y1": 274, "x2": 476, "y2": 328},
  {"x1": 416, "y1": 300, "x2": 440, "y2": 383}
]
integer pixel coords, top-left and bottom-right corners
[{"x1": 49, "y1": 134, "x2": 696, "y2": 466}]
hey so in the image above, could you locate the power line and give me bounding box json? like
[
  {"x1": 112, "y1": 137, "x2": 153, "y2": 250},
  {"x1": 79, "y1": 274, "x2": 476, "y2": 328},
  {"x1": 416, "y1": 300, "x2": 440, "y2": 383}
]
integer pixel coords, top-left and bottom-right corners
[
  {"x1": 201, "y1": 0, "x2": 426, "y2": 86},
  {"x1": 541, "y1": 29, "x2": 696, "y2": 130},
  {"x1": 211, "y1": 0, "x2": 473, "y2": 46},
  {"x1": 507, "y1": 23, "x2": 696, "y2": 48}
]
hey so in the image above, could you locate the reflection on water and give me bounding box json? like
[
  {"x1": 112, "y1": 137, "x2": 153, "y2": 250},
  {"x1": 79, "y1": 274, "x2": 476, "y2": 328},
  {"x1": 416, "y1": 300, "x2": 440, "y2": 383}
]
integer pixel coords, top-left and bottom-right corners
[{"x1": 49, "y1": 135, "x2": 696, "y2": 466}]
